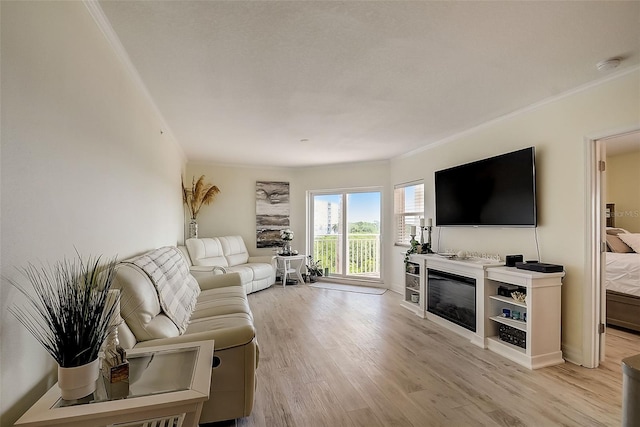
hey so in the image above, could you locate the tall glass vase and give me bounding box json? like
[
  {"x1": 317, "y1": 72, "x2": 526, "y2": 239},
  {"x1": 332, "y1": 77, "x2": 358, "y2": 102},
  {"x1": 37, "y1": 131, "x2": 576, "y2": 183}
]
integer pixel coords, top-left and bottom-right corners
[
  {"x1": 188, "y1": 218, "x2": 198, "y2": 239},
  {"x1": 283, "y1": 242, "x2": 291, "y2": 255}
]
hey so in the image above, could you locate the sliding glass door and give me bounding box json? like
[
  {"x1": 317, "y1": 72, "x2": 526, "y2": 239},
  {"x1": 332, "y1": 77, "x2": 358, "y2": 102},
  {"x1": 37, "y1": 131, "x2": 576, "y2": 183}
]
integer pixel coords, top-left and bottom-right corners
[{"x1": 310, "y1": 189, "x2": 381, "y2": 280}]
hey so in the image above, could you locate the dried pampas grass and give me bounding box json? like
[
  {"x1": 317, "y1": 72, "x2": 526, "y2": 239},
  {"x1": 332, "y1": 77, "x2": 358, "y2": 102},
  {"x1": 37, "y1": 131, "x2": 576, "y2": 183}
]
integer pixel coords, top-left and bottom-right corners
[{"x1": 182, "y1": 175, "x2": 220, "y2": 219}]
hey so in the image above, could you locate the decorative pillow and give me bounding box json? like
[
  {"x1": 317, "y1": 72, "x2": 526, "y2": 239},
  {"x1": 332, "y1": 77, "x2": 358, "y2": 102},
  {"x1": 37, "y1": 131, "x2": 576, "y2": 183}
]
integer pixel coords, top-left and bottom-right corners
[
  {"x1": 606, "y1": 227, "x2": 630, "y2": 235},
  {"x1": 618, "y1": 233, "x2": 640, "y2": 253},
  {"x1": 606, "y1": 235, "x2": 634, "y2": 253}
]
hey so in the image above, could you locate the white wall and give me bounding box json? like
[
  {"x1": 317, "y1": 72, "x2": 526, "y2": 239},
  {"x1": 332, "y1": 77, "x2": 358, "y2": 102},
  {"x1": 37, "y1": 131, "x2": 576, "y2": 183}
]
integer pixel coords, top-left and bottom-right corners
[
  {"x1": 389, "y1": 70, "x2": 640, "y2": 365},
  {"x1": 0, "y1": 2, "x2": 185, "y2": 425}
]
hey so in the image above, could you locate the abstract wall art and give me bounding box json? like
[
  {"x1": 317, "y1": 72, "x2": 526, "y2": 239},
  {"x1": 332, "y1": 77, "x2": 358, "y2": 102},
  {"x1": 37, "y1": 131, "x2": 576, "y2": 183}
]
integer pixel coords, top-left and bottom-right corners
[{"x1": 256, "y1": 181, "x2": 290, "y2": 248}]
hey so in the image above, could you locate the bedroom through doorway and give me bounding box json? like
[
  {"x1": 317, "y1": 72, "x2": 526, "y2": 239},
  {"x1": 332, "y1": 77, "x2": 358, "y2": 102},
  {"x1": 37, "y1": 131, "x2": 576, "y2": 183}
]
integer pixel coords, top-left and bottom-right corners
[{"x1": 597, "y1": 129, "x2": 640, "y2": 365}]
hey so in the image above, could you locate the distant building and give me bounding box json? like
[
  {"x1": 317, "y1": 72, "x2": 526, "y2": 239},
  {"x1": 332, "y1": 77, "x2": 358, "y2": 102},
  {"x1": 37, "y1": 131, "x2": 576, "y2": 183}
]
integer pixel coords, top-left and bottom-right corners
[{"x1": 314, "y1": 200, "x2": 341, "y2": 235}]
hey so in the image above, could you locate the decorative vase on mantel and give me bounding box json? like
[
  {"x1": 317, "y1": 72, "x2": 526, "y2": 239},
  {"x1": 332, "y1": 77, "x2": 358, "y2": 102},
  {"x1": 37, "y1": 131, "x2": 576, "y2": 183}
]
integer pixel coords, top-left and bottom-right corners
[{"x1": 188, "y1": 218, "x2": 198, "y2": 239}]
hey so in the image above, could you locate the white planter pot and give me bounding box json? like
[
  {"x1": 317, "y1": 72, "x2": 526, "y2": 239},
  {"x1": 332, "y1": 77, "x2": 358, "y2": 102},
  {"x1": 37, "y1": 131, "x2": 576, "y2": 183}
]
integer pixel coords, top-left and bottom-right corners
[{"x1": 58, "y1": 358, "x2": 99, "y2": 400}]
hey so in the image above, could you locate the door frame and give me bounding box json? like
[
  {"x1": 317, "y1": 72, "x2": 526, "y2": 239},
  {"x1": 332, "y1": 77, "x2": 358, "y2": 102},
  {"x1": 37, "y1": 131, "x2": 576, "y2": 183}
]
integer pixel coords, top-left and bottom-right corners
[{"x1": 584, "y1": 125, "x2": 640, "y2": 368}]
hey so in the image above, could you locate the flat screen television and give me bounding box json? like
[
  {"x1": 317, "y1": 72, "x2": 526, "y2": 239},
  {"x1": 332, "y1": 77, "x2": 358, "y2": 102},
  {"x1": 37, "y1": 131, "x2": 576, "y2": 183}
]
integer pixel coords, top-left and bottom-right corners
[{"x1": 434, "y1": 147, "x2": 537, "y2": 227}]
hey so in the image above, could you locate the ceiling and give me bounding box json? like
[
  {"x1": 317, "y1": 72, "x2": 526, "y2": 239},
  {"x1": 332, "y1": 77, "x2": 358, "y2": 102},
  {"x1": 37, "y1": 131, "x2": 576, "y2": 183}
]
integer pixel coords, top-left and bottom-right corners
[{"x1": 96, "y1": 1, "x2": 640, "y2": 168}]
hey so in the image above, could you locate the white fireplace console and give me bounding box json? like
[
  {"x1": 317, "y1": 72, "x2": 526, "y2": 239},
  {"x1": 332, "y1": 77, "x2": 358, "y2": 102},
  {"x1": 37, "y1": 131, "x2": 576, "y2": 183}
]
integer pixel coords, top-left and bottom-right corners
[{"x1": 405, "y1": 254, "x2": 564, "y2": 369}]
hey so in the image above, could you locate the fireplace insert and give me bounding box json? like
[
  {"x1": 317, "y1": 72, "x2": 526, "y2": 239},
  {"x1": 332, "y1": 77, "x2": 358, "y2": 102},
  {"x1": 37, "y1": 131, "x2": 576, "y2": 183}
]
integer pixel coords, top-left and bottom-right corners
[{"x1": 427, "y1": 269, "x2": 476, "y2": 332}]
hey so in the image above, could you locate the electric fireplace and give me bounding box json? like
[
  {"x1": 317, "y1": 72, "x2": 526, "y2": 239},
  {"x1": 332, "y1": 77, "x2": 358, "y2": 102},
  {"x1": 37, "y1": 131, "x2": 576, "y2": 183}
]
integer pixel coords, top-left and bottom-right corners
[{"x1": 427, "y1": 269, "x2": 476, "y2": 332}]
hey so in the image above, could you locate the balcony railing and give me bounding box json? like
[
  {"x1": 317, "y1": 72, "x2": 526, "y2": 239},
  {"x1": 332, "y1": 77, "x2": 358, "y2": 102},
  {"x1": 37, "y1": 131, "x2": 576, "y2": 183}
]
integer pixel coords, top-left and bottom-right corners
[{"x1": 313, "y1": 234, "x2": 380, "y2": 277}]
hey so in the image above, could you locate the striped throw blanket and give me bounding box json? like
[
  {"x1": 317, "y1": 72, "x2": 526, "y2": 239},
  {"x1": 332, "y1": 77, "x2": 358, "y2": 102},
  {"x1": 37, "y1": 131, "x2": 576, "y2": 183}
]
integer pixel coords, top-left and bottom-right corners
[{"x1": 129, "y1": 246, "x2": 200, "y2": 334}]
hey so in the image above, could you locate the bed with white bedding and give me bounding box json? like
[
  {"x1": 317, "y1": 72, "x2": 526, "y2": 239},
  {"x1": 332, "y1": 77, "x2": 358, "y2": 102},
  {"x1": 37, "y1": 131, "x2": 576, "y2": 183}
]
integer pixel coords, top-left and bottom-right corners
[
  {"x1": 605, "y1": 230, "x2": 640, "y2": 332},
  {"x1": 606, "y1": 252, "x2": 640, "y2": 296}
]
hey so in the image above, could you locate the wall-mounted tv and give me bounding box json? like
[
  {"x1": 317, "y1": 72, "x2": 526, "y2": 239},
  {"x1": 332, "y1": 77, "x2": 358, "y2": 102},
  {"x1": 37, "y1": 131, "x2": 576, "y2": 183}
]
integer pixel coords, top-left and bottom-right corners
[{"x1": 434, "y1": 147, "x2": 537, "y2": 227}]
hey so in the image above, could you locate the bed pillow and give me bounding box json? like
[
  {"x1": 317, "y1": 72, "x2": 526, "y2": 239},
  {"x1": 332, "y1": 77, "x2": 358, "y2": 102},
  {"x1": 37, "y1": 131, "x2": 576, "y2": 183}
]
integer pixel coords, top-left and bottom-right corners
[
  {"x1": 617, "y1": 233, "x2": 640, "y2": 253},
  {"x1": 606, "y1": 227, "x2": 630, "y2": 235},
  {"x1": 606, "y1": 235, "x2": 634, "y2": 253}
]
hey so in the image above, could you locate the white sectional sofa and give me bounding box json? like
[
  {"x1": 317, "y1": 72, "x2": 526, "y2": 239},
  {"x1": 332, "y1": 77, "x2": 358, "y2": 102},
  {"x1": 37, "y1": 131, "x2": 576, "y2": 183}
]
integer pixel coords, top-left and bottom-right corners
[{"x1": 182, "y1": 236, "x2": 275, "y2": 294}]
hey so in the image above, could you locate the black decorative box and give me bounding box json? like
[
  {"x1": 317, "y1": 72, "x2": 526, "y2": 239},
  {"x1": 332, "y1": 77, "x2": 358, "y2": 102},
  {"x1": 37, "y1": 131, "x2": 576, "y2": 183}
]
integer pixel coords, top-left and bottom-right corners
[
  {"x1": 497, "y1": 285, "x2": 519, "y2": 297},
  {"x1": 498, "y1": 324, "x2": 526, "y2": 349}
]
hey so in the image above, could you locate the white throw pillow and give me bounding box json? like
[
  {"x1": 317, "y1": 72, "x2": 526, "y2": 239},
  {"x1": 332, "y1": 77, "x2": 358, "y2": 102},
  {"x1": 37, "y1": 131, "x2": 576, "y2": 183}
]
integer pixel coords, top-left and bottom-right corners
[{"x1": 618, "y1": 233, "x2": 640, "y2": 253}]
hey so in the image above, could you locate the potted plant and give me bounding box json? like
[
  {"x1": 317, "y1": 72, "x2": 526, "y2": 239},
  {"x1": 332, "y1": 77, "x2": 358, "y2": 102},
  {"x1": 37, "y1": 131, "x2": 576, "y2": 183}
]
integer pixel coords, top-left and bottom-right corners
[
  {"x1": 182, "y1": 175, "x2": 221, "y2": 238},
  {"x1": 404, "y1": 239, "x2": 419, "y2": 270},
  {"x1": 306, "y1": 256, "x2": 323, "y2": 283},
  {"x1": 9, "y1": 253, "x2": 120, "y2": 400}
]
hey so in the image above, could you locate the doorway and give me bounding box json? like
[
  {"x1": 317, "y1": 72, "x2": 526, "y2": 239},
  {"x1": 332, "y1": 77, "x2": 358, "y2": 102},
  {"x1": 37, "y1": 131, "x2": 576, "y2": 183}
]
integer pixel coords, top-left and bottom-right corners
[
  {"x1": 310, "y1": 189, "x2": 382, "y2": 282},
  {"x1": 586, "y1": 127, "x2": 640, "y2": 367}
]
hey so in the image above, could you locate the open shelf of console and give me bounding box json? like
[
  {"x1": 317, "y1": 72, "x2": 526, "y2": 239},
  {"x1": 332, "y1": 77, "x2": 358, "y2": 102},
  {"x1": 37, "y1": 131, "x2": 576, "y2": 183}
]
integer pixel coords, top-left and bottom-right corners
[
  {"x1": 400, "y1": 256, "x2": 426, "y2": 318},
  {"x1": 488, "y1": 315, "x2": 527, "y2": 331},
  {"x1": 484, "y1": 266, "x2": 565, "y2": 369}
]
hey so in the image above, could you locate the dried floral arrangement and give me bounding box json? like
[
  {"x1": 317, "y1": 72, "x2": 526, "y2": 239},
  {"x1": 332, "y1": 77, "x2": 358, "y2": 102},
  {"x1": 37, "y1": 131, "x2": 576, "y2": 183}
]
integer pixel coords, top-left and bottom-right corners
[
  {"x1": 182, "y1": 175, "x2": 221, "y2": 220},
  {"x1": 9, "y1": 253, "x2": 120, "y2": 368}
]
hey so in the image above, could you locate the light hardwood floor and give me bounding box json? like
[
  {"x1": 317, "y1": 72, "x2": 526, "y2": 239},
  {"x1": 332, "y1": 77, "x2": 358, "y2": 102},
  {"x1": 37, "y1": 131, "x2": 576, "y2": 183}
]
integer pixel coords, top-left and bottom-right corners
[{"x1": 233, "y1": 283, "x2": 639, "y2": 427}]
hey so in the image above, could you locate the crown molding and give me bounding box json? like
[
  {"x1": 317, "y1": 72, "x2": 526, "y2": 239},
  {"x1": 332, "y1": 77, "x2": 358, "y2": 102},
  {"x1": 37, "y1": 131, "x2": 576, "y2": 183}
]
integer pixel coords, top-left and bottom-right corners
[{"x1": 396, "y1": 65, "x2": 640, "y2": 160}]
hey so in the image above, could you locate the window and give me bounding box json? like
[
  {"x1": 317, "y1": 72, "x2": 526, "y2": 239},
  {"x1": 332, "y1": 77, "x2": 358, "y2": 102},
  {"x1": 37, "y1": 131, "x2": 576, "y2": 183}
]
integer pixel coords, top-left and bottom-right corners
[{"x1": 394, "y1": 181, "x2": 424, "y2": 245}]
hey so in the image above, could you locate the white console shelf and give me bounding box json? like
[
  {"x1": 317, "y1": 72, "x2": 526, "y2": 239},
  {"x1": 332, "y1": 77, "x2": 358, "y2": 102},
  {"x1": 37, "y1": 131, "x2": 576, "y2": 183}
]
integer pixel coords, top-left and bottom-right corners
[
  {"x1": 400, "y1": 255, "x2": 426, "y2": 318},
  {"x1": 404, "y1": 255, "x2": 564, "y2": 369},
  {"x1": 485, "y1": 266, "x2": 565, "y2": 369}
]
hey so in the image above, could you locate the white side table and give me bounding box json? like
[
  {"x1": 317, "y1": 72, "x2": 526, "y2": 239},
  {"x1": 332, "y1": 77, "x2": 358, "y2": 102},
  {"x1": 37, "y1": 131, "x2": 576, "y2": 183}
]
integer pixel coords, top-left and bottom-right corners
[
  {"x1": 275, "y1": 254, "x2": 306, "y2": 287},
  {"x1": 14, "y1": 341, "x2": 214, "y2": 427}
]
